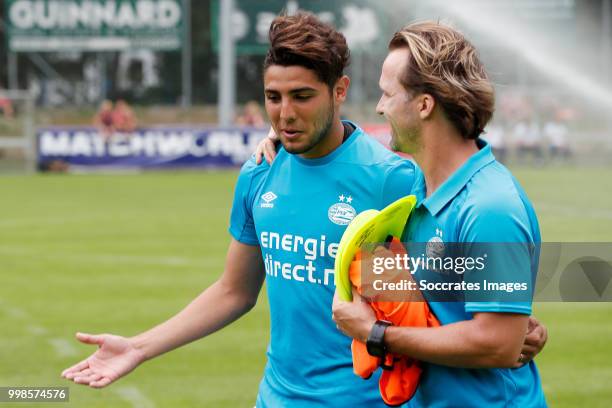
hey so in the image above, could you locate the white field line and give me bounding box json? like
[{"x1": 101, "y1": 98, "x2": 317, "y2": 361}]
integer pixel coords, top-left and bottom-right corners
[
  {"x1": 0, "y1": 298, "x2": 78, "y2": 359},
  {"x1": 5, "y1": 305, "x2": 29, "y2": 319},
  {"x1": 0, "y1": 215, "x2": 106, "y2": 228},
  {"x1": 535, "y1": 202, "x2": 612, "y2": 220},
  {"x1": 0, "y1": 246, "x2": 214, "y2": 268},
  {"x1": 48, "y1": 338, "x2": 80, "y2": 357},
  {"x1": 26, "y1": 324, "x2": 48, "y2": 335},
  {"x1": 113, "y1": 386, "x2": 156, "y2": 408}
]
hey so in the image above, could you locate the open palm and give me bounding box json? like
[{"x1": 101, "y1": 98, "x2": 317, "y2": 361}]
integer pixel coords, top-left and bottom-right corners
[{"x1": 61, "y1": 332, "x2": 146, "y2": 388}]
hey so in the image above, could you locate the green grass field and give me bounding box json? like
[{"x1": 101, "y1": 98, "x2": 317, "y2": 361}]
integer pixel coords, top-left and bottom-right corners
[{"x1": 1, "y1": 167, "x2": 612, "y2": 407}]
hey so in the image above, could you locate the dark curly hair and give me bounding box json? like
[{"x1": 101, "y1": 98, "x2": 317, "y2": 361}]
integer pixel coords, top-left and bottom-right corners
[{"x1": 264, "y1": 12, "x2": 351, "y2": 90}]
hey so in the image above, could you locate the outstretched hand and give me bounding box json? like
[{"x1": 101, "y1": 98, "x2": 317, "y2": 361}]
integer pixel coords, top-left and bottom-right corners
[{"x1": 61, "y1": 332, "x2": 146, "y2": 388}]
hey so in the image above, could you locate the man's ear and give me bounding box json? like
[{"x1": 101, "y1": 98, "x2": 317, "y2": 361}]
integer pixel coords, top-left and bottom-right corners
[
  {"x1": 417, "y1": 93, "x2": 436, "y2": 120},
  {"x1": 334, "y1": 75, "x2": 351, "y2": 103}
]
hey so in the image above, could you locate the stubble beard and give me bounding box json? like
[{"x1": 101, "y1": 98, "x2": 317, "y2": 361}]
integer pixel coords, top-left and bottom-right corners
[
  {"x1": 283, "y1": 102, "x2": 335, "y2": 155},
  {"x1": 390, "y1": 122, "x2": 421, "y2": 155}
]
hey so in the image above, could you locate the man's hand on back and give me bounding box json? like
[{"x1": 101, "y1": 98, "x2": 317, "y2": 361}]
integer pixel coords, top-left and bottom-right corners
[
  {"x1": 255, "y1": 127, "x2": 280, "y2": 165},
  {"x1": 515, "y1": 316, "x2": 548, "y2": 367}
]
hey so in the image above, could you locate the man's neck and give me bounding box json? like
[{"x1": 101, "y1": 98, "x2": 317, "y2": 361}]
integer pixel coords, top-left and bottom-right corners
[
  {"x1": 412, "y1": 124, "x2": 479, "y2": 198},
  {"x1": 299, "y1": 118, "x2": 346, "y2": 159}
]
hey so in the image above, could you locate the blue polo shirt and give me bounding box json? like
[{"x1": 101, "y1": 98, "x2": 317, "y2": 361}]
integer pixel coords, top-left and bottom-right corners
[{"x1": 402, "y1": 139, "x2": 547, "y2": 407}]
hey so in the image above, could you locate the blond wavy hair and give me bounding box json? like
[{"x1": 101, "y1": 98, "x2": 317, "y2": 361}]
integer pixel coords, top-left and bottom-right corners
[{"x1": 389, "y1": 21, "x2": 494, "y2": 139}]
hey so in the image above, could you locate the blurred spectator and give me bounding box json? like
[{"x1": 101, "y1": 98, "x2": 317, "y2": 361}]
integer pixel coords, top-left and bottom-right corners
[
  {"x1": 513, "y1": 118, "x2": 544, "y2": 165},
  {"x1": 482, "y1": 124, "x2": 507, "y2": 163},
  {"x1": 481, "y1": 125, "x2": 508, "y2": 162},
  {"x1": 93, "y1": 100, "x2": 115, "y2": 139},
  {"x1": 112, "y1": 99, "x2": 137, "y2": 132},
  {"x1": 38, "y1": 159, "x2": 70, "y2": 173},
  {"x1": 543, "y1": 112, "x2": 571, "y2": 161},
  {"x1": 0, "y1": 93, "x2": 14, "y2": 118},
  {"x1": 236, "y1": 100, "x2": 266, "y2": 127},
  {"x1": 0, "y1": 96, "x2": 15, "y2": 118}
]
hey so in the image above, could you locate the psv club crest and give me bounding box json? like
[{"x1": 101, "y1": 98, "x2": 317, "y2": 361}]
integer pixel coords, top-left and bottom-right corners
[{"x1": 328, "y1": 194, "x2": 356, "y2": 226}]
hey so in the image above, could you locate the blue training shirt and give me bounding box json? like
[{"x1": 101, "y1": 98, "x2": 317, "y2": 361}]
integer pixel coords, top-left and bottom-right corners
[
  {"x1": 229, "y1": 122, "x2": 417, "y2": 407},
  {"x1": 402, "y1": 139, "x2": 547, "y2": 408}
]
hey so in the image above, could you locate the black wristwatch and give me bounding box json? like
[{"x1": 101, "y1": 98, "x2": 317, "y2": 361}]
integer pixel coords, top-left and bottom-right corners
[{"x1": 366, "y1": 320, "x2": 392, "y2": 359}]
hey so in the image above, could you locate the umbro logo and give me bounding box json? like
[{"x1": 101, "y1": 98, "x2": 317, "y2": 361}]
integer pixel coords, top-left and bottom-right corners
[{"x1": 260, "y1": 191, "x2": 277, "y2": 208}]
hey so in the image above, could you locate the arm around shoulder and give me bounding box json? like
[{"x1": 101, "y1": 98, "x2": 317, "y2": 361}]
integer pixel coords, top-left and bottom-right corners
[{"x1": 384, "y1": 311, "x2": 528, "y2": 368}]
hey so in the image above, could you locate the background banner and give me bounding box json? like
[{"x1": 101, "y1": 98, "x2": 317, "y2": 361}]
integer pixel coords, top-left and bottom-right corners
[
  {"x1": 5, "y1": 0, "x2": 184, "y2": 51},
  {"x1": 37, "y1": 126, "x2": 268, "y2": 169}
]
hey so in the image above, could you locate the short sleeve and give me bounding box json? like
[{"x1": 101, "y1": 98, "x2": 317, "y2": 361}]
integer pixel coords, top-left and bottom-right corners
[
  {"x1": 380, "y1": 159, "x2": 417, "y2": 207},
  {"x1": 228, "y1": 159, "x2": 260, "y2": 246},
  {"x1": 460, "y1": 198, "x2": 536, "y2": 315}
]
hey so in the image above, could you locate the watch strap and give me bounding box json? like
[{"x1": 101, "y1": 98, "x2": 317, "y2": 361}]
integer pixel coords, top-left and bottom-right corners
[{"x1": 366, "y1": 320, "x2": 392, "y2": 359}]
